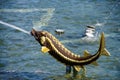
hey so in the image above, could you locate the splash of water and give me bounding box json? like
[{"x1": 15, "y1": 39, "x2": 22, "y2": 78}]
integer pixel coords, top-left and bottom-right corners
[
  {"x1": 0, "y1": 8, "x2": 55, "y2": 31},
  {"x1": 0, "y1": 8, "x2": 54, "y2": 13},
  {"x1": 94, "y1": 22, "x2": 104, "y2": 27},
  {"x1": 0, "y1": 20, "x2": 30, "y2": 34},
  {"x1": 33, "y1": 8, "x2": 55, "y2": 30}
]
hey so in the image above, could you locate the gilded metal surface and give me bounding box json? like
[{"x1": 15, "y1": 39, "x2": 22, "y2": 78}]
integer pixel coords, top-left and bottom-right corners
[{"x1": 31, "y1": 29, "x2": 110, "y2": 76}]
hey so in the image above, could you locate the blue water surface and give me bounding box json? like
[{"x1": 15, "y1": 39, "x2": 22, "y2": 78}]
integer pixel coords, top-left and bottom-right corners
[{"x1": 0, "y1": 0, "x2": 120, "y2": 80}]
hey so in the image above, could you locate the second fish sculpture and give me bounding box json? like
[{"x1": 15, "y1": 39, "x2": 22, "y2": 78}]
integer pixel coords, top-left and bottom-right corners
[{"x1": 31, "y1": 29, "x2": 110, "y2": 77}]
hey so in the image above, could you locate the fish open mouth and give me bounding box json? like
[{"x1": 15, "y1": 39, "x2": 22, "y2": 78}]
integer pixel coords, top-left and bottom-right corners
[
  {"x1": 31, "y1": 28, "x2": 39, "y2": 40},
  {"x1": 31, "y1": 28, "x2": 36, "y2": 36}
]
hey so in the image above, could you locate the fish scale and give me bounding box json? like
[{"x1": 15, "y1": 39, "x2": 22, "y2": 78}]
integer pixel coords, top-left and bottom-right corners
[
  {"x1": 46, "y1": 31, "x2": 81, "y2": 59},
  {"x1": 31, "y1": 29, "x2": 110, "y2": 75}
]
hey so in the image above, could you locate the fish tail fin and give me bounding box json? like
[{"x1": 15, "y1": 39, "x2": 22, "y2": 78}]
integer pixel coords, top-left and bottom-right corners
[
  {"x1": 101, "y1": 48, "x2": 111, "y2": 56},
  {"x1": 99, "y1": 32, "x2": 111, "y2": 56}
]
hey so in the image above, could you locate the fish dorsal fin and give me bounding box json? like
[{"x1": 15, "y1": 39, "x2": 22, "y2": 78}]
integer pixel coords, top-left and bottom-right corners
[
  {"x1": 83, "y1": 50, "x2": 91, "y2": 57},
  {"x1": 73, "y1": 66, "x2": 82, "y2": 72},
  {"x1": 91, "y1": 61, "x2": 99, "y2": 66},
  {"x1": 41, "y1": 46, "x2": 50, "y2": 53}
]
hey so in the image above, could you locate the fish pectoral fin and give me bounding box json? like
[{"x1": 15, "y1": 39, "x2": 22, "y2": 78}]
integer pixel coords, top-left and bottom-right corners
[
  {"x1": 91, "y1": 61, "x2": 99, "y2": 66},
  {"x1": 83, "y1": 50, "x2": 91, "y2": 56},
  {"x1": 73, "y1": 66, "x2": 82, "y2": 72},
  {"x1": 41, "y1": 46, "x2": 50, "y2": 53}
]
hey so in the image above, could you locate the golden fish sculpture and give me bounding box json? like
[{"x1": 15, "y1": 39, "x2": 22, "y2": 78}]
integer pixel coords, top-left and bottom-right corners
[{"x1": 31, "y1": 29, "x2": 110, "y2": 77}]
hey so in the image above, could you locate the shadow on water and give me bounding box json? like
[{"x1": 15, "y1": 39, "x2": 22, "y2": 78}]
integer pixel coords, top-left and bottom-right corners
[
  {"x1": 0, "y1": 72, "x2": 51, "y2": 80},
  {"x1": 0, "y1": 69, "x2": 120, "y2": 80},
  {"x1": 0, "y1": 71, "x2": 92, "y2": 80},
  {"x1": 43, "y1": 74, "x2": 92, "y2": 80}
]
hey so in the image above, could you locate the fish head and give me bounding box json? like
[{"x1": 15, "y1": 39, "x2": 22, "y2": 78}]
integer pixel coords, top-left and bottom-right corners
[{"x1": 31, "y1": 28, "x2": 47, "y2": 46}]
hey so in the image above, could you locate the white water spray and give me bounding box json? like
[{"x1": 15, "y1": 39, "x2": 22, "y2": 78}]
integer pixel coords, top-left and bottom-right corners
[
  {"x1": 0, "y1": 8, "x2": 55, "y2": 31},
  {"x1": 33, "y1": 8, "x2": 55, "y2": 30},
  {"x1": 0, "y1": 8, "x2": 55, "y2": 13},
  {"x1": 0, "y1": 20, "x2": 30, "y2": 34}
]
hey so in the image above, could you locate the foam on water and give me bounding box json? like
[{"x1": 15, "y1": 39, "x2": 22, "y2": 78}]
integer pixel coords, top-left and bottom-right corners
[
  {"x1": 0, "y1": 8, "x2": 55, "y2": 13},
  {"x1": 32, "y1": 8, "x2": 55, "y2": 30},
  {"x1": 0, "y1": 8, "x2": 55, "y2": 33}
]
